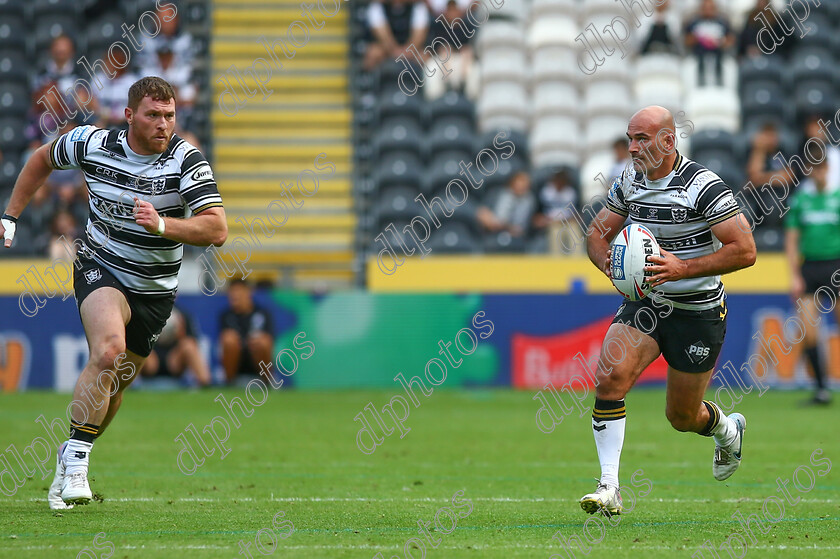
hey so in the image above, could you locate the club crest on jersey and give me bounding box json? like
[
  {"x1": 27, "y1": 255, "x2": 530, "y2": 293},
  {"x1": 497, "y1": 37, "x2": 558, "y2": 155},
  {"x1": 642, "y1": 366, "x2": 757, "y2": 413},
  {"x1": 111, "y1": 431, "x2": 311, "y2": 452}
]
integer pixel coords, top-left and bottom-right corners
[
  {"x1": 149, "y1": 177, "x2": 166, "y2": 194},
  {"x1": 84, "y1": 268, "x2": 102, "y2": 284},
  {"x1": 671, "y1": 206, "x2": 688, "y2": 223}
]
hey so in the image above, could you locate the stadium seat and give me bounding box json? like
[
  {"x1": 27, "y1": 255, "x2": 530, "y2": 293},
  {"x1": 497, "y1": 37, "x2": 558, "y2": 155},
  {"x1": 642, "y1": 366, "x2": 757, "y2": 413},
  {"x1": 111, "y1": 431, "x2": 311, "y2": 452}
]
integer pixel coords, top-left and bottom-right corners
[
  {"x1": 738, "y1": 55, "x2": 785, "y2": 89},
  {"x1": 531, "y1": 47, "x2": 579, "y2": 83},
  {"x1": 0, "y1": 0, "x2": 24, "y2": 19},
  {"x1": 533, "y1": 82, "x2": 579, "y2": 119},
  {"x1": 635, "y1": 79, "x2": 682, "y2": 112},
  {"x1": 582, "y1": 49, "x2": 633, "y2": 84},
  {"x1": 580, "y1": 151, "x2": 616, "y2": 202},
  {"x1": 0, "y1": 16, "x2": 25, "y2": 52},
  {"x1": 487, "y1": 0, "x2": 529, "y2": 22},
  {"x1": 681, "y1": 55, "x2": 738, "y2": 92},
  {"x1": 740, "y1": 88, "x2": 790, "y2": 129},
  {"x1": 583, "y1": 115, "x2": 629, "y2": 156},
  {"x1": 530, "y1": 0, "x2": 577, "y2": 20},
  {"x1": 477, "y1": 129, "x2": 529, "y2": 158},
  {"x1": 0, "y1": 50, "x2": 28, "y2": 85},
  {"x1": 375, "y1": 186, "x2": 421, "y2": 222},
  {"x1": 86, "y1": 13, "x2": 128, "y2": 57},
  {"x1": 478, "y1": 48, "x2": 528, "y2": 85},
  {"x1": 373, "y1": 120, "x2": 425, "y2": 159},
  {"x1": 426, "y1": 91, "x2": 474, "y2": 126},
  {"x1": 580, "y1": 0, "x2": 626, "y2": 18},
  {"x1": 483, "y1": 229, "x2": 528, "y2": 253},
  {"x1": 427, "y1": 152, "x2": 467, "y2": 192},
  {"x1": 686, "y1": 88, "x2": 740, "y2": 133},
  {"x1": 0, "y1": 82, "x2": 28, "y2": 116},
  {"x1": 428, "y1": 222, "x2": 480, "y2": 254},
  {"x1": 34, "y1": 14, "x2": 78, "y2": 53},
  {"x1": 0, "y1": 153, "x2": 19, "y2": 189},
  {"x1": 378, "y1": 89, "x2": 425, "y2": 125},
  {"x1": 795, "y1": 13, "x2": 834, "y2": 54},
  {"x1": 0, "y1": 117, "x2": 27, "y2": 153},
  {"x1": 429, "y1": 119, "x2": 475, "y2": 156},
  {"x1": 794, "y1": 81, "x2": 836, "y2": 121},
  {"x1": 532, "y1": 115, "x2": 578, "y2": 156},
  {"x1": 31, "y1": 0, "x2": 78, "y2": 17},
  {"x1": 635, "y1": 53, "x2": 682, "y2": 82},
  {"x1": 528, "y1": 16, "x2": 578, "y2": 50},
  {"x1": 753, "y1": 225, "x2": 784, "y2": 251},
  {"x1": 475, "y1": 21, "x2": 526, "y2": 52},
  {"x1": 476, "y1": 82, "x2": 529, "y2": 133},
  {"x1": 373, "y1": 159, "x2": 424, "y2": 192},
  {"x1": 689, "y1": 129, "x2": 736, "y2": 158},
  {"x1": 583, "y1": 83, "x2": 633, "y2": 118},
  {"x1": 790, "y1": 49, "x2": 836, "y2": 86}
]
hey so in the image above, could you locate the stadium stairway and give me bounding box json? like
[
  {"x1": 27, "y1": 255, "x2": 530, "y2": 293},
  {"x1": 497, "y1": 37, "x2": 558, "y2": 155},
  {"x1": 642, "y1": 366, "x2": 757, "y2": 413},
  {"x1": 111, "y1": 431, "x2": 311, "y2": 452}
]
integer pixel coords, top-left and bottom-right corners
[{"x1": 211, "y1": 0, "x2": 355, "y2": 288}]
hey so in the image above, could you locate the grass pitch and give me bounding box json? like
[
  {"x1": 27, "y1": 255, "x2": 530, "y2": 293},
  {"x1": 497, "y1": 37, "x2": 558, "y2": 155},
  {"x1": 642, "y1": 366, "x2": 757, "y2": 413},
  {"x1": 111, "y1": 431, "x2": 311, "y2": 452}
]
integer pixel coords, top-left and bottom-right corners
[{"x1": 0, "y1": 388, "x2": 837, "y2": 558}]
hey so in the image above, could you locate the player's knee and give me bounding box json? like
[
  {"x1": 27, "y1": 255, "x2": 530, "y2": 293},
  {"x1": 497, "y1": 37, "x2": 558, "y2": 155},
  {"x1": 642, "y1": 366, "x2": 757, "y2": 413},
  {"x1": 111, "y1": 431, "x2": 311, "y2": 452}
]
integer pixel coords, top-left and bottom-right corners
[
  {"x1": 665, "y1": 408, "x2": 694, "y2": 432},
  {"x1": 92, "y1": 336, "x2": 126, "y2": 371}
]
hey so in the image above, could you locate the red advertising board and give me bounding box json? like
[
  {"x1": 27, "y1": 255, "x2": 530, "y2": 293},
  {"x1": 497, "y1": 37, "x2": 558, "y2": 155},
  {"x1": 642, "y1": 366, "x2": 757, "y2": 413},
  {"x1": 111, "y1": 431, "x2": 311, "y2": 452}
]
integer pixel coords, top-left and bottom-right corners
[{"x1": 511, "y1": 317, "x2": 669, "y2": 388}]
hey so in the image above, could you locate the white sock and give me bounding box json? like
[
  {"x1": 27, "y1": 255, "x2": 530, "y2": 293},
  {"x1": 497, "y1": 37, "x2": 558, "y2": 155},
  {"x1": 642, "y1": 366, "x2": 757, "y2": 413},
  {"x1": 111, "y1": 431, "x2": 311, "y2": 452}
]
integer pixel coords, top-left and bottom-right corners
[
  {"x1": 593, "y1": 417, "x2": 625, "y2": 488},
  {"x1": 64, "y1": 439, "x2": 93, "y2": 476},
  {"x1": 711, "y1": 412, "x2": 737, "y2": 446}
]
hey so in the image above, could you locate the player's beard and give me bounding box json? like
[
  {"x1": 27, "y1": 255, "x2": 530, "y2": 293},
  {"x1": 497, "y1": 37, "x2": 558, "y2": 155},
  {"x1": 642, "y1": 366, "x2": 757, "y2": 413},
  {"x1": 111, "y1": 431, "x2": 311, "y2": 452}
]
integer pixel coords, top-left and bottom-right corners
[{"x1": 146, "y1": 130, "x2": 172, "y2": 154}]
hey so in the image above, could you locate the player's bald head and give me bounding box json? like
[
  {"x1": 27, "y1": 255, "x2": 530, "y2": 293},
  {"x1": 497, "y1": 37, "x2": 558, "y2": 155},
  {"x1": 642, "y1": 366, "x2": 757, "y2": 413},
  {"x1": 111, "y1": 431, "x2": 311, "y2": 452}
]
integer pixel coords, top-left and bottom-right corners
[
  {"x1": 626, "y1": 105, "x2": 678, "y2": 179},
  {"x1": 629, "y1": 106, "x2": 675, "y2": 136}
]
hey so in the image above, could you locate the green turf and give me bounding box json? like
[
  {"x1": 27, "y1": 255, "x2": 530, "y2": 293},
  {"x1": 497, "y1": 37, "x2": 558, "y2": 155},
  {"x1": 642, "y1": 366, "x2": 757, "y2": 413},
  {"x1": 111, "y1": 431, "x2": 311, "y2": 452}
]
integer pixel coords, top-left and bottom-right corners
[{"x1": 0, "y1": 388, "x2": 837, "y2": 558}]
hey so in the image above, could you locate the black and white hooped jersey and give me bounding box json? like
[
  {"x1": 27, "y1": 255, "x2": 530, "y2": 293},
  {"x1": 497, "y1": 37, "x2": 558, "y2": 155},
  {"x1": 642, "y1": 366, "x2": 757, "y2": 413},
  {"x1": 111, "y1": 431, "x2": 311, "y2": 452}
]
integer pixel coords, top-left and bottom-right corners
[
  {"x1": 50, "y1": 125, "x2": 223, "y2": 296},
  {"x1": 605, "y1": 152, "x2": 741, "y2": 310}
]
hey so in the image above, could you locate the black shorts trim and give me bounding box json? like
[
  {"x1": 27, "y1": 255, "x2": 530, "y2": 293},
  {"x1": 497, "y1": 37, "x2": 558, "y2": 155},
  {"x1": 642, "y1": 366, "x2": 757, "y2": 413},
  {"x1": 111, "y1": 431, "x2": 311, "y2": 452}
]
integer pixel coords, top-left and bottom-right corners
[
  {"x1": 800, "y1": 258, "x2": 840, "y2": 296},
  {"x1": 73, "y1": 255, "x2": 175, "y2": 358},
  {"x1": 611, "y1": 296, "x2": 727, "y2": 373}
]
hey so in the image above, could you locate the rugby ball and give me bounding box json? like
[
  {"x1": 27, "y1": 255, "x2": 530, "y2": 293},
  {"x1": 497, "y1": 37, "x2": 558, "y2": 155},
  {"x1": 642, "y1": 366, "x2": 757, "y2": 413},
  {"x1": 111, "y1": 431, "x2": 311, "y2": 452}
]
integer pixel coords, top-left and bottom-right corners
[{"x1": 610, "y1": 224, "x2": 660, "y2": 301}]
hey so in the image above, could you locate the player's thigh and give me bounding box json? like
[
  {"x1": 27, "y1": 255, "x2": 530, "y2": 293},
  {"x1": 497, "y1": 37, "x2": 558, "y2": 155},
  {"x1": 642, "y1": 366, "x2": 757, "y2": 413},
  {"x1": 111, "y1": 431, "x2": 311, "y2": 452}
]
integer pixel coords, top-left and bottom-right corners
[
  {"x1": 596, "y1": 322, "x2": 661, "y2": 398},
  {"x1": 79, "y1": 286, "x2": 131, "y2": 360},
  {"x1": 665, "y1": 366, "x2": 714, "y2": 423}
]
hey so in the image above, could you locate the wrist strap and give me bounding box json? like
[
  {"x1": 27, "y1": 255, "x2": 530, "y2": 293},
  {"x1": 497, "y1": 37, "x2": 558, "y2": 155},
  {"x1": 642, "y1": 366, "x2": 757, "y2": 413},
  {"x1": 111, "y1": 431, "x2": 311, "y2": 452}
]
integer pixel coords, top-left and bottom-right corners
[
  {"x1": 156, "y1": 217, "x2": 165, "y2": 236},
  {"x1": 1, "y1": 213, "x2": 17, "y2": 223}
]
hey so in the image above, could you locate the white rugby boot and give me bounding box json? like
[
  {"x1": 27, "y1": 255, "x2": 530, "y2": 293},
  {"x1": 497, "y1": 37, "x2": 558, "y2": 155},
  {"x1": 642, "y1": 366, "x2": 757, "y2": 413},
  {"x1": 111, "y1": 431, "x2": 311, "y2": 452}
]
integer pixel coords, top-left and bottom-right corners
[
  {"x1": 48, "y1": 442, "x2": 74, "y2": 510},
  {"x1": 580, "y1": 482, "x2": 623, "y2": 516},
  {"x1": 713, "y1": 413, "x2": 745, "y2": 481}
]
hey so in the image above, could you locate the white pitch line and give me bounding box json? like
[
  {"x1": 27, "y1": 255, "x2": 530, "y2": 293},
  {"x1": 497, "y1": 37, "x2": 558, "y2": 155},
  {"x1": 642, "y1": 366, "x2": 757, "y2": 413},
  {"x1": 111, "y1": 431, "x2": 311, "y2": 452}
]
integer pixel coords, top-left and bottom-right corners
[{"x1": 21, "y1": 496, "x2": 839, "y2": 504}]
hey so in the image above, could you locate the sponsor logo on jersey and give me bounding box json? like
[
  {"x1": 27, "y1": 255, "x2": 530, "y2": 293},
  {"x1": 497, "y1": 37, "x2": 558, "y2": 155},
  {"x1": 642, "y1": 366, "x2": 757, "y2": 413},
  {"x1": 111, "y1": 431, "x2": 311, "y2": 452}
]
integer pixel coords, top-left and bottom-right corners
[
  {"x1": 671, "y1": 206, "x2": 688, "y2": 223},
  {"x1": 192, "y1": 166, "x2": 213, "y2": 181},
  {"x1": 70, "y1": 126, "x2": 92, "y2": 142}
]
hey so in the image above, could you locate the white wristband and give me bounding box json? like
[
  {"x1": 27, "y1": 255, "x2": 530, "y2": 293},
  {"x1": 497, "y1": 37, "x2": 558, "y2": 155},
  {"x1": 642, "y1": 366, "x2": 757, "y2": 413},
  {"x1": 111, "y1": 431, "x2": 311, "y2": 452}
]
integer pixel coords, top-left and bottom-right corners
[{"x1": 156, "y1": 217, "x2": 165, "y2": 236}]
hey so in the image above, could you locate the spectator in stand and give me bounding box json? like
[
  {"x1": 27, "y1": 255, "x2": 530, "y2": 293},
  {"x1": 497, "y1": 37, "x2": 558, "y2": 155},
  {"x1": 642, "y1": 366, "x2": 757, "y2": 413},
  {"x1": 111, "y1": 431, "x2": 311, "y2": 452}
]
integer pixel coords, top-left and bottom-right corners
[
  {"x1": 800, "y1": 115, "x2": 840, "y2": 191},
  {"x1": 363, "y1": 0, "x2": 430, "y2": 72},
  {"x1": 136, "y1": 4, "x2": 194, "y2": 70},
  {"x1": 476, "y1": 171, "x2": 536, "y2": 239},
  {"x1": 141, "y1": 44, "x2": 197, "y2": 130},
  {"x1": 738, "y1": 0, "x2": 780, "y2": 59},
  {"x1": 533, "y1": 169, "x2": 582, "y2": 255},
  {"x1": 93, "y1": 47, "x2": 140, "y2": 129},
  {"x1": 745, "y1": 122, "x2": 797, "y2": 225},
  {"x1": 33, "y1": 35, "x2": 80, "y2": 94},
  {"x1": 609, "y1": 137, "x2": 632, "y2": 183},
  {"x1": 47, "y1": 208, "x2": 80, "y2": 261},
  {"x1": 684, "y1": 0, "x2": 734, "y2": 87},
  {"x1": 141, "y1": 305, "x2": 212, "y2": 387},
  {"x1": 16, "y1": 180, "x2": 56, "y2": 255},
  {"x1": 423, "y1": 0, "x2": 477, "y2": 100},
  {"x1": 219, "y1": 279, "x2": 275, "y2": 384},
  {"x1": 637, "y1": 0, "x2": 682, "y2": 56}
]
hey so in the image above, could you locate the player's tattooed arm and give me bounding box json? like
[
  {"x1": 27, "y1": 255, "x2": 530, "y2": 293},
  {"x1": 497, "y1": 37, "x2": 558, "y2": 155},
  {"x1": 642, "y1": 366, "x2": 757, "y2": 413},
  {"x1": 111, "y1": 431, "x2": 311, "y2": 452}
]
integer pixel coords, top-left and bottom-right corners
[
  {"x1": 647, "y1": 214, "x2": 756, "y2": 286},
  {"x1": 1, "y1": 143, "x2": 57, "y2": 247},
  {"x1": 586, "y1": 207, "x2": 627, "y2": 278}
]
